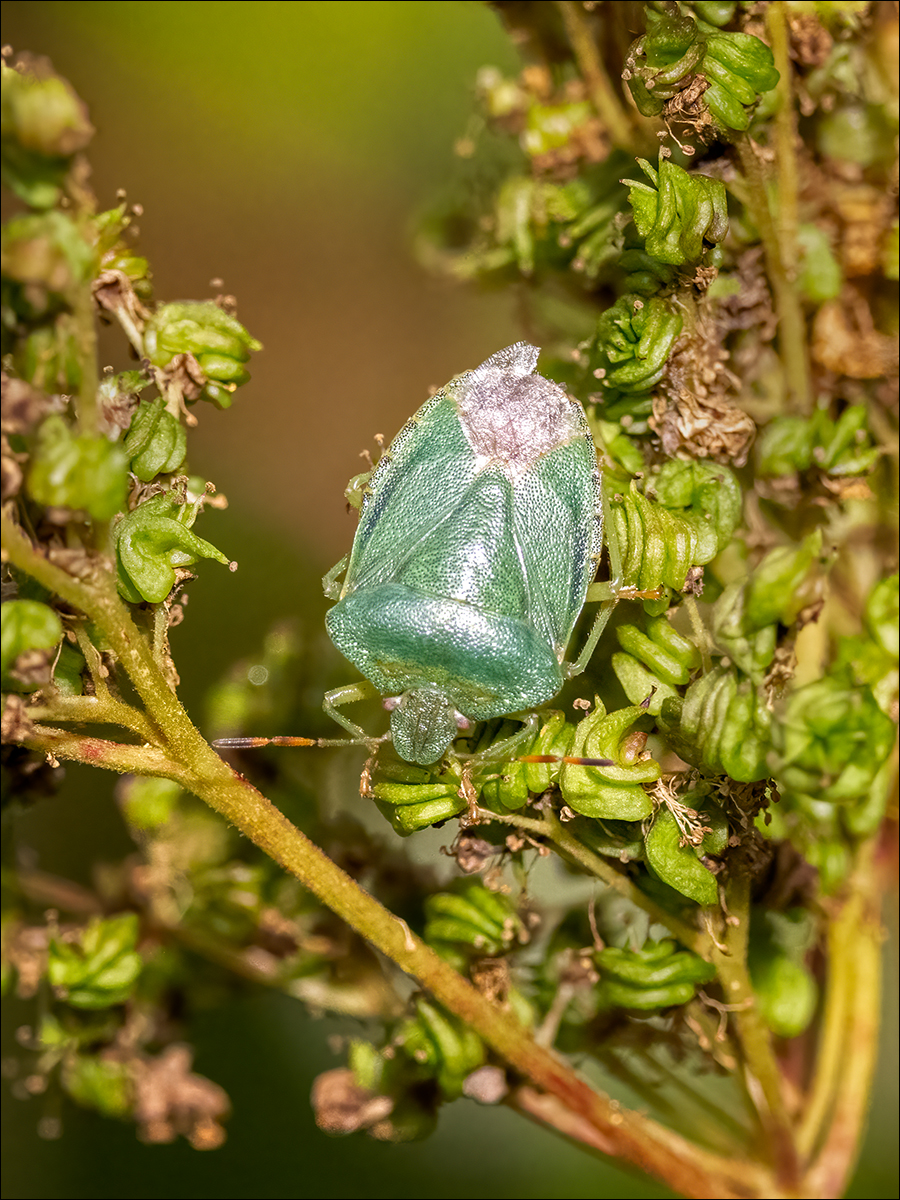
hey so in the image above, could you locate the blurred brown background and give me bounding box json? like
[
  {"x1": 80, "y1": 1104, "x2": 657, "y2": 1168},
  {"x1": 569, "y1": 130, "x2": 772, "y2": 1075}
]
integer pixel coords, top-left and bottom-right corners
[{"x1": 2, "y1": 3, "x2": 896, "y2": 1197}]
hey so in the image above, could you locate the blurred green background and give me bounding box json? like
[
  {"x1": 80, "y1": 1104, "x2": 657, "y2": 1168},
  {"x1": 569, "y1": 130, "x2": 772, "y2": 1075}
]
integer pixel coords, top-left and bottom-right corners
[{"x1": 2, "y1": 3, "x2": 896, "y2": 1197}]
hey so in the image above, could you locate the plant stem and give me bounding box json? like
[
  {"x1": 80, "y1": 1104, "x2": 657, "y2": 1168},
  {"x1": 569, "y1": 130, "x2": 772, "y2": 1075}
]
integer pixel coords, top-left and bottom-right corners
[
  {"x1": 799, "y1": 842, "x2": 884, "y2": 1194},
  {"x1": 733, "y1": 137, "x2": 811, "y2": 414},
  {"x1": 766, "y1": 3, "x2": 800, "y2": 279},
  {"x1": 555, "y1": 0, "x2": 639, "y2": 152},
  {"x1": 3, "y1": 508, "x2": 767, "y2": 1198},
  {"x1": 712, "y1": 869, "x2": 800, "y2": 1189}
]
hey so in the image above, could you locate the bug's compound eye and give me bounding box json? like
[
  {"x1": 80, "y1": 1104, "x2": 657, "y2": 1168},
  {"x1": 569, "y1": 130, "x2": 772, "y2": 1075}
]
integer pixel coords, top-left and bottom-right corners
[{"x1": 389, "y1": 689, "x2": 460, "y2": 766}]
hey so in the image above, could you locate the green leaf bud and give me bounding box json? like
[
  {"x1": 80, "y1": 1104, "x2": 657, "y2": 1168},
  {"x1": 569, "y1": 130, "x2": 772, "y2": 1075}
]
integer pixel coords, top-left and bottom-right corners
[
  {"x1": 48, "y1": 913, "x2": 142, "y2": 1008},
  {"x1": 1, "y1": 598, "x2": 63, "y2": 675},
  {"x1": 28, "y1": 414, "x2": 129, "y2": 520},
  {"x1": 123, "y1": 397, "x2": 187, "y2": 481},
  {"x1": 114, "y1": 488, "x2": 231, "y2": 603}
]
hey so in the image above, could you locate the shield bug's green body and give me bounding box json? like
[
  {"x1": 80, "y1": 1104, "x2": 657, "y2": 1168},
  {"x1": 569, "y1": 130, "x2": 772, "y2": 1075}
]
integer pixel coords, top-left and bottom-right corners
[{"x1": 323, "y1": 342, "x2": 604, "y2": 765}]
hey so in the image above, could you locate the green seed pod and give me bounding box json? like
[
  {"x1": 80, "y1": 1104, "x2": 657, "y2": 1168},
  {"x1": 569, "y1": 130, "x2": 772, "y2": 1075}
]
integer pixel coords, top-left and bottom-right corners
[
  {"x1": 114, "y1": 488, "x2": 231, "y2": 604},
  {"x1": 595, "y1": 937, "x2": 716, "y2": 1010},
  {"x1": 123, "y1": 397, "x2": 188, "y2": 481},
  {"x1": 644, "y1": 808, "x2": 719, "y2": 905},
  {"x1": 705, "y1": 33, "x2": 780, "y2": 95},
  {"x1": 664, "y1": 663, "x2": 771, "y2": 782},
  {"x1": 559, "y1": 702, "x2": 658, "y2": 820},
  {"x1": 27, "y1": 414, "x2": 129, "y2": 520},
  {"x1": 625, "y1": 157, "x2": 729, "y2": 267},
  {"x1": 48, "y1": 913, "x2": 143, "y2": 1009},
  {"x1": 649, "y1": 459, "x2": 742, "y2": 554},
  {"x1": 0, "y1": 598, "x2": 63, "y2": 675}
]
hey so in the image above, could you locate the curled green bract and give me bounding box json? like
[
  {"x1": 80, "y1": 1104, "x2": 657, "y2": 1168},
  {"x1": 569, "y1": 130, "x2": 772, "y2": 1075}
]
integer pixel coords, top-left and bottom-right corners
[
  {"x1": 27, "y1": 413, "x2": 128, "y2": 520},
  {"x1": 590, "y1": 294, "x2": 683, "y2": 395},
  {"x1": 559, "y1": 702, "x2": 658, "y2": 820},
  {"x1": 624, "y1": 14, "x2": 778, "y2": 132},
  {"x1": 606, "y1": 463, "x2": 740, "y2": 601},
  {"x1": 114, "y1": 487, "x2": 230, "y2": 604},
  {"x1": 625, "y1": 157, "x2": 728, "y2": 266},
  {"x1": 0, "y1": 598, "x2": 63, "y2": 674},
  {"x1": 596, "y1": 938, "x2": 715, "y2": 1009},
  {"x1": 144, "y1": 301, "x2": 261, "y2": 408},
  {"x1": 398, "y1": 997, "x2": 485, "y2": 1101},
  {"x1": 123, "y1": 396, "x2": 187, "y2": 481},
  {"x1": 644, "y1": 807, "x2": 721, "y2": 905}
]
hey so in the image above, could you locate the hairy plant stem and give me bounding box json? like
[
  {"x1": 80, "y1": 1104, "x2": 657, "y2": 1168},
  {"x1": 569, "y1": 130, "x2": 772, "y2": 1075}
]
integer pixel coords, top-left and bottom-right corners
[
  {"x1": 734, "y1": 137, "x2": 811, "y2": 414},
  {"x1": 1, "y1": 509, "x2": 773, "y2": 1200}
]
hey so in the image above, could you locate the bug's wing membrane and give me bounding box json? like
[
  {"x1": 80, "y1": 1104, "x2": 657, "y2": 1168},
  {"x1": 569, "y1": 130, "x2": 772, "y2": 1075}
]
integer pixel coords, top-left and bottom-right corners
[
  {"x1": 512, "y1": 431, "x2": 601, "y2": 657},
  {"x1": 342, "y1": 390, "x2": 478, "y2": 594}
]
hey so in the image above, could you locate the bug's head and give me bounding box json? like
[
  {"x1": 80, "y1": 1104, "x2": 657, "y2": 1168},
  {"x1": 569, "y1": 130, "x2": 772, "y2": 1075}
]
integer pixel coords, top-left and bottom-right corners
[{"x1": 386, "y1": 688, "x2": 469, "y2": 766}]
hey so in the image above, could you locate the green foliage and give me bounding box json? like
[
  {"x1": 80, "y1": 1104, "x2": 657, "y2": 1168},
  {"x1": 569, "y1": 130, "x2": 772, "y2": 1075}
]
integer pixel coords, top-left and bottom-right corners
[
  {"x1": 2, "y1": 10, "x2": 897, "y2": 1195},
  {"x1": 48, "y1": 914, "x2": 143, "y2": 1009}
]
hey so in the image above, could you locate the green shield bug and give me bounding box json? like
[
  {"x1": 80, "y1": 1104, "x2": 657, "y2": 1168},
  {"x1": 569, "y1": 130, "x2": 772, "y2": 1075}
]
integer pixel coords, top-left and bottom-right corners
[{"x1": 218, "y1": 343, "x2": 609, "y2": 766}]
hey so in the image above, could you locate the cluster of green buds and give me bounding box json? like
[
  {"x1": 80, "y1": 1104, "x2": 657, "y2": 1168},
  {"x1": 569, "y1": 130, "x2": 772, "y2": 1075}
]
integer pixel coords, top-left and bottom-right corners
[
  {"x1": 423, "y1": 881, "x2": 523, "y2": 972},
  {"x1": 624, "y1": 156, "x2": 728, "y2": 268},
  {"x1": 604, "y1": 460, "x2": 742, "y2": 606},
  {"x1": 662, "y1": 664, "x2": 772, "y2": 783},
  {"x1": 1, "y1": 53, "x2": 94, "y2": 208},
  {"x1": 27, "y1": 413, "x2": 129, "y2": 519},
  {"x1": 625, "y1": 11, "x2": 779, "y2": 132},
  {"x1": 595, "y1": 937, "x2": 716, "y2": 1010},
  {"x1": 144, "y1": 301, "x2": 262, "y2": 409},
  {"x1": 1, "y1": 597, "x2": 63, "y2": 685}
]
